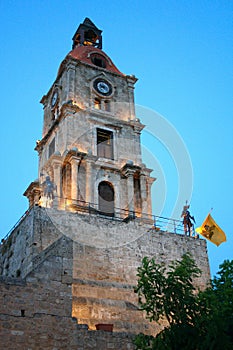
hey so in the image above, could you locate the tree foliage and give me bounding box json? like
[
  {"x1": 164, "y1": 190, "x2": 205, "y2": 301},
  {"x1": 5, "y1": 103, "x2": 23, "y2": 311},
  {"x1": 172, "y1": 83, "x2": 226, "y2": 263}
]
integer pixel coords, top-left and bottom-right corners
[{"x1": 134, "y1": 254, "x2": 233, "y2": 350}]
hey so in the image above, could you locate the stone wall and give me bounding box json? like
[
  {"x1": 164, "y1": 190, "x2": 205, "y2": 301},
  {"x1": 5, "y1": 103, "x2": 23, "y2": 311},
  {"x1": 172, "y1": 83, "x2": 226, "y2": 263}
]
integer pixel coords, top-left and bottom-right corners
[
  {"x1": 0, "y1": 209, "x2": 34, "y2": 278},
  {"x1": 0, "y1": 207, "x2": 63, "y2": 278},
  {"x1": 69, "y1": 211, "x2": 209, "y2": 334},
  {"x1": 0, "y1": 206, "x2": 210, "y2": 348},
  {"x1": 0, "y1": 234, "x2": 135, "y2": 350}
]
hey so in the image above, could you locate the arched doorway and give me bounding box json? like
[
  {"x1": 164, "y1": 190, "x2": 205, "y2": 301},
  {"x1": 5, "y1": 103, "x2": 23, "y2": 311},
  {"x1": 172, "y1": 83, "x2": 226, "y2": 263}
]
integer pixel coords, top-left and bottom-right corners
[
  {"x1": 98, "y1": 181, "x2": 114, "y2": 217},
  {"x1": 62, "y1": 162, "x2": 71, "y2": 199}
]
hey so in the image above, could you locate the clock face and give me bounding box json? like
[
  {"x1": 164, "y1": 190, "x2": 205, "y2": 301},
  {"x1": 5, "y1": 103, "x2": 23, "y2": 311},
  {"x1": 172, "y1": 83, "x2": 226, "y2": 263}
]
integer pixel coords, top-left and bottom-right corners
[
  {"x1": 51, "y1": 91, "x2": 58, "y2": 108},
  {"x1": 97, "y1": 81, "x2": 109, "y2": 94},
  {"x1": 94, "y1": 79, "x2": 112, "y2": 96}
]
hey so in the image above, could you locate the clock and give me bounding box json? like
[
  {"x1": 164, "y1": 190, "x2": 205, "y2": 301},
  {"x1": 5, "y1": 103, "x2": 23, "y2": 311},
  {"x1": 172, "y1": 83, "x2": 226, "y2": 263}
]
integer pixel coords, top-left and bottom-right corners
[
  {"x1": 94, "y1": 79, "x2": 112, "y2": 96},
  {"x1": 97, "y1": 81, "x2": 109, "y2": 94},
  {"x1": 51, "y1": 90, "x2": 58, "y2": 108}
]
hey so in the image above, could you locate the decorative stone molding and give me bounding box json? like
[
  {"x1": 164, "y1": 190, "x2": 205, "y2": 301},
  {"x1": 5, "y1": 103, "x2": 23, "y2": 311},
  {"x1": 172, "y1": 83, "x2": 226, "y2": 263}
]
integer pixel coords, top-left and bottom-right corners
[{"x1": 23, "y1": 181, "x2": 41, "y2": 207}]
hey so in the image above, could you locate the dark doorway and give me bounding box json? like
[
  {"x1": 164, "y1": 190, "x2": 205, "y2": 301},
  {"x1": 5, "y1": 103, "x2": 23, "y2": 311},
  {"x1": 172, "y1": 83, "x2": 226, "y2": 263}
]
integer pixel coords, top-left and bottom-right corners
[
  {"x1": 98, "y1": 181, "x2": 114, "y2": 216},
  {"x1": 97, "y1": 128, "x2": 113, "y2": 159},
  {"x1": 62, "y1": 163, "x2": 71, "y2": 199}
]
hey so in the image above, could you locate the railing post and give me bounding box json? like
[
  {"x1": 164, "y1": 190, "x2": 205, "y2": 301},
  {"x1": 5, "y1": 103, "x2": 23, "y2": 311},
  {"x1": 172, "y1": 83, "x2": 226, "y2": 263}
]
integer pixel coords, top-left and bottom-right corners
[
  {"x1": 173, "y1": 219, "x2": 176, "y2": 234},
  {"x1": 153, "y1": 215, "x2": 156, "y2": 228}
]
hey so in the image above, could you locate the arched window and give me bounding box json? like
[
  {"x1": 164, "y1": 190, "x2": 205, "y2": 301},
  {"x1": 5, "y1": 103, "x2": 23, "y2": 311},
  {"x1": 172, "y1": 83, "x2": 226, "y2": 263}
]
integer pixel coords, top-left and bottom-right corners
[
  {"x1": 91, "y1": 54, "x2": 106, "y2": 68},
  {"x1": 98, "y1": 181, "x2": 114, "y2": 216}
]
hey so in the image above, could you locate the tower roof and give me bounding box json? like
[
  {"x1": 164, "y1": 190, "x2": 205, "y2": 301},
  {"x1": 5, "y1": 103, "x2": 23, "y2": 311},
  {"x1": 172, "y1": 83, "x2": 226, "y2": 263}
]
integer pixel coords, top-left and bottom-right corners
[
  {"x1": 62, "y1": 18, "x2": 124, "y2": 76},
  {"x1": 58, "y1": 45, "x2": 124, "y2": 76},
  {"x1": 70, "y1": 45, "x2": 123, "y2": 74}
]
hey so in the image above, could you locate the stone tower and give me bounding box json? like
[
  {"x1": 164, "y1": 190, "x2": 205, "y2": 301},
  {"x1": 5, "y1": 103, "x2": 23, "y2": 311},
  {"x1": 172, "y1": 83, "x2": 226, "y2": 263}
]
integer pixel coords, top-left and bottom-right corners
[
  {"x1": 24, "y1": 17, "x2": 155, "y2": 220},
  {"x1": 0, "y1": 18, "x2": 210, "y2": 347}
]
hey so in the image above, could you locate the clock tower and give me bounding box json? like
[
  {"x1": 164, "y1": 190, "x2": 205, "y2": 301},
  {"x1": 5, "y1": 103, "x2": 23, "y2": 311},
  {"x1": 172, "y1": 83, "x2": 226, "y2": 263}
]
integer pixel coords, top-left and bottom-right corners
[
  {"x1": 24, "y1": 17, "x2": 155, "y2": 220},
  {"x1": 0, "y1": 18, "x2": 210, "y2": 342}
]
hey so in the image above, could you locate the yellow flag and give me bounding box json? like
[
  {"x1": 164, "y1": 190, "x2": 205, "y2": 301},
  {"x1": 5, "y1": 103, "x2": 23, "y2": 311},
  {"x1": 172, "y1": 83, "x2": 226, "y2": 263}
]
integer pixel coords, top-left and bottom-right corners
[{"x1": 195, "y1": 214, "x2": 226, "y2": 246}]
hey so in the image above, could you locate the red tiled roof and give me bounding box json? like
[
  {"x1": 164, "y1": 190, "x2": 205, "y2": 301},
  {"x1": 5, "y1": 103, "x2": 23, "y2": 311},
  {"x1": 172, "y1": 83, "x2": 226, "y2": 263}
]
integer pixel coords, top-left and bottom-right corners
[{"x1": 66, "y1": 45, "x2": 124, "y2": 75}]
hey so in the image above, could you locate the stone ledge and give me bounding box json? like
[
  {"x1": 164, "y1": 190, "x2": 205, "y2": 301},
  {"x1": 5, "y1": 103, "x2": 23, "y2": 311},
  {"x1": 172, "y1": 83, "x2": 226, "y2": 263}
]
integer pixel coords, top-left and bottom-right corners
[
  {"x1": 0, "y1": 276, "x2": 26, "y2": 286},
  {"x1": 73, "y1": 278, "x2": 134, "y2": 290}
]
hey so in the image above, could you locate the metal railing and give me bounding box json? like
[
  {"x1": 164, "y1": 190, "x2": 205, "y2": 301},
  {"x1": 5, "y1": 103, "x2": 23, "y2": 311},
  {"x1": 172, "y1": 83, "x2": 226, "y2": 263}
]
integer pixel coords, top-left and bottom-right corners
[
  {"x1": 1, "y1": 206, "x2": 33, "y2": 243},
  {"x1": 40, "y1": 195, "x2": 185, "y2": 235},
  {"x1": 1, "y1": 196, "x2": 186, "y2": 243}
]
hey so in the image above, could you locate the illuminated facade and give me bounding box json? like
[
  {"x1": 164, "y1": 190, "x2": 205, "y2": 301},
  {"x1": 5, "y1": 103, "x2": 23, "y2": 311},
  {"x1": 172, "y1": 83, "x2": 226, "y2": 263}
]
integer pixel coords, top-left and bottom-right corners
[
  {"x1": 24, "y1": 18, "x2": 155, "y2": 219},
  {"x1": 0, "y1": 19, "x2": 210, "y2": 346}
]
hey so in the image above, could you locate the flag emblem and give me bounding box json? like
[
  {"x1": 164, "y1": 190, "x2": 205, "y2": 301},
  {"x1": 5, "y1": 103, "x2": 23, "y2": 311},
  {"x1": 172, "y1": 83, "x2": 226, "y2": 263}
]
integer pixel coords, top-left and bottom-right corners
[{"x1": 195, "y1": 214, "x2": 226, "y2": 246}]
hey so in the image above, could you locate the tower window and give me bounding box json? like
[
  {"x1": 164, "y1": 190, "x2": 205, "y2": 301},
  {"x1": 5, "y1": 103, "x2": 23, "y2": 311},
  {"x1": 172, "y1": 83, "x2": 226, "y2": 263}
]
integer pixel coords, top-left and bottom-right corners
[
  {"x1": 98, "y1": 181, "x2": 114, "y2": 216},
  {"x1": 94, "y1": 98, "x2": 101, "y2": 109},
  {"x1": 84, "y1": 29, "x2": 98, "y2": 46},
  {"x1": 48, "y1": 138, "x2": 55, "y2": 158},
  {"x1": 134, "y1": 175, "x2": 142, "y2": 214},
  {"x1": 97, "y1": 128, "x2": 113, "y2": 159},
  {"x1": 91, "y1": 54, "x2": 106, "y2": 68},
  {"x1": 62, "y1": 163, "x2": 71, "y2": 199},
  {"x1": 104, "y1": 100, "x2": 110, "y2": 112},
  {"x1": 21, "y1": 310, "x2": 25, "y2": 317}
]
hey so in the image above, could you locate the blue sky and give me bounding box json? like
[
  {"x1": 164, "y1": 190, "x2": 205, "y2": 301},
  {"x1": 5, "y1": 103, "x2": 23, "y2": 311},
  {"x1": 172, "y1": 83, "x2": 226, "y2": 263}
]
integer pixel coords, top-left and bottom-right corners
[{"x1": 0, "y1": 1, "x2": 232, "y2": 276}]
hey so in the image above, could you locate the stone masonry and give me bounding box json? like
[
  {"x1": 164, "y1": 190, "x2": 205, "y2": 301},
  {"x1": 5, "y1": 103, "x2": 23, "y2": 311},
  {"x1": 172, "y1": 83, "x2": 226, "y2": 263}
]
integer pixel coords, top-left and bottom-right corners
[
  {"x1": 0, "y1": 206, "x2": 210, "y2": 349},
  {"x1": 0, "y1": 234, "x2": 135, "y2": 350}
]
